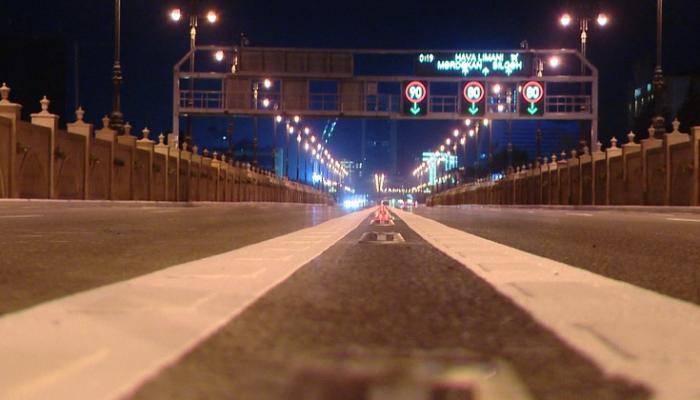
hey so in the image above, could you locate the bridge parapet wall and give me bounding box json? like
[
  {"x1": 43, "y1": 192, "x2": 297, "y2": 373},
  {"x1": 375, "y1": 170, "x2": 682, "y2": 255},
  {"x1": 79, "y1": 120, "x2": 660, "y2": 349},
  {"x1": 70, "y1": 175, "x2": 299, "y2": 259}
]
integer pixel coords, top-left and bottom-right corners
[
  {"x1": 0, "y1": 84, "x2": 331, "y2": 205},
  {"x1": 429, "y1": 120, "x2": 700, "y2": 208}
]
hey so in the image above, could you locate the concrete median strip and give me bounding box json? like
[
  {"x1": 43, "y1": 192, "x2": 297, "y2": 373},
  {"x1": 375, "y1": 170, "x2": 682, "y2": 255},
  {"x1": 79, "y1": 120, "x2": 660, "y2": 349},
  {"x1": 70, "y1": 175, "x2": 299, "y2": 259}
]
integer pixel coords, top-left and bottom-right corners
[
  {"x1": 0, "y1": 210, "x2": 369, "y2": 400},
  {"x1": 395, "y1": 208, "x2": 700, "y2": 400}
]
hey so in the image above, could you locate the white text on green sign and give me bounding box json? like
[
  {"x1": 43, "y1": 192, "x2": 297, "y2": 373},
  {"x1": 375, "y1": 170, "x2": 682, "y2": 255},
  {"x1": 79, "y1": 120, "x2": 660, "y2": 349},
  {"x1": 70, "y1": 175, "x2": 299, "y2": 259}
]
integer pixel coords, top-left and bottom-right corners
[{"x1": 418, "y1": 53, "x2": 525, "y2": 77}]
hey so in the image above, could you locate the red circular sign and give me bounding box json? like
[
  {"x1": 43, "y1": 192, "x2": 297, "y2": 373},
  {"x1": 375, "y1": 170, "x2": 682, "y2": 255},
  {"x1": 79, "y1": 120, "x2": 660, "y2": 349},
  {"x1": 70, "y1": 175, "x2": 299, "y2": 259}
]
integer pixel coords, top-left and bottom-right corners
[
  {"x1": 405, "y1": 81, "x2": 427, "y2": 103},
  {"x1": 522, "y1": 81, "x2": 544, "y2": 104},
  {"x1": 463, "y1": 81, "x2": 485, "y2": 104}
]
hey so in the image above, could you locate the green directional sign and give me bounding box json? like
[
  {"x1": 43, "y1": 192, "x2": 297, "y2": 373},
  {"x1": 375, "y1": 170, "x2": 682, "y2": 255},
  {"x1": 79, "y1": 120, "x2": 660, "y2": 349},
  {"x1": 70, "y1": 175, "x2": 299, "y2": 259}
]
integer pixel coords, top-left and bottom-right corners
[
  {"x1": 403, "y1": 80, "x2": 428, "y2": 117},
  {"x1": 519, "y1": 81, "x2": 545, "y2": 117},
  {"x1": 461, "y1": 81, "x2": 486, "y2": 117}
]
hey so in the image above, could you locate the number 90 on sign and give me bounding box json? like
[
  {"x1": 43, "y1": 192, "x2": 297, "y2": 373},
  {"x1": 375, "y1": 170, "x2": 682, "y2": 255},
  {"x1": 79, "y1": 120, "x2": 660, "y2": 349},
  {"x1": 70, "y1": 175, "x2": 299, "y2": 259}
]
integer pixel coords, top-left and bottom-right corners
[{"x1": 405, "y1": 81, "x2": 427, "y2": 103}]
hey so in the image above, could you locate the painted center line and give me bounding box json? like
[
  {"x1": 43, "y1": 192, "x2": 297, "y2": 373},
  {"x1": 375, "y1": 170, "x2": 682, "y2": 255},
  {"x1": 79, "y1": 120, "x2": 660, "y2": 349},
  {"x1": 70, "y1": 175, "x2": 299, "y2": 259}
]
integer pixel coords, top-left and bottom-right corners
[
  {"x1": 0, "y1": 210, "x2": 369, "y2": 400},
  {"x1": 565, "y1": 212, "x2": 593, "y2": 217},
  {"x1": 666, "y1": 217, "x2": 700, "y2": 223},
  {"x1": 396, "y1": 208, "x2": 700, "y2": 400},
  {"x1": 0, "y1": 214, "x2": 43, "y2": 219}
]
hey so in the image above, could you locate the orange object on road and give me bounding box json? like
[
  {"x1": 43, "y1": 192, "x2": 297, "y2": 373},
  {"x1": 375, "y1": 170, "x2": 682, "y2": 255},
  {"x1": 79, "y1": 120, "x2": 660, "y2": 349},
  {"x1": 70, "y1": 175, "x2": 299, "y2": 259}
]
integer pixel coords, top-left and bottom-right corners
[{"x1": 375, "y1": 204, "x2": 390, "y2": 222}]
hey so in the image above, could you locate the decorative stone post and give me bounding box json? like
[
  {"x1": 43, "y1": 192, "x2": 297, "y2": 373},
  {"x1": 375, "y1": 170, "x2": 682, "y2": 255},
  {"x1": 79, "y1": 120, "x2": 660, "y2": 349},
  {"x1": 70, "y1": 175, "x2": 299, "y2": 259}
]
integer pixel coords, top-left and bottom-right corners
[
  {"x1": 690, "y1": 125, "x2": 700, "y2": 206},
  {"x1": 95, "y1": 115, "x2": 117, "y2": 142},
  {"x1": 117, "y1": 121, "x2": 136, "y2": 146},
  {"x1": 664, "y1": 118, "x2": 690, "y2": 205},
  {"x1": 641, "y1": 124, "x2": 664, "y2": 203},
  {"x1": 31, "y1": 96, "x2": 60, "y2": 198},
  {"x1": 67, "y1": 107, "x2": 95, "y2": 199},
  {"x1": 0, "y1": 83, "x2": 23, "y2": 197}
]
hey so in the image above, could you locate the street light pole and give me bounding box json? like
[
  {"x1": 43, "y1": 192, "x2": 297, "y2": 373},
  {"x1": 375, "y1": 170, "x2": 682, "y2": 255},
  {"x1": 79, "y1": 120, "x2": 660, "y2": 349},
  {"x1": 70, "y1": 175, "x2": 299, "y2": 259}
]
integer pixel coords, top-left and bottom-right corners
[
  {"x1": 109, "y1": 0, "x2": 124, "y2": 133},
  {"x1": 652, "y1": 0, "x2": 665, "y2": 138},
  {"x1": 285, "y1": 123, "x2": 289, "y2": 178},
  {"x1": 185, "y1": 1, "x2": 198, "y2": 148},
  {"x1": 296, "y1": 135, "x2": 301, "y2": 181}
]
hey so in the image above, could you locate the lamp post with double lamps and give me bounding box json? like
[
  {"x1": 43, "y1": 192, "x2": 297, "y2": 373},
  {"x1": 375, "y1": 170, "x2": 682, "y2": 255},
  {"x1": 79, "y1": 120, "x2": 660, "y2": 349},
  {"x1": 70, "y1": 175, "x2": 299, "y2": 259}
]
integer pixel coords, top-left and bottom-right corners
[
  {"x1": 559, "y1": 9, "x2": 609, "y2": 147},
  {"x1": 169, "y1": 3, "x2": 219, "y2": 146}
]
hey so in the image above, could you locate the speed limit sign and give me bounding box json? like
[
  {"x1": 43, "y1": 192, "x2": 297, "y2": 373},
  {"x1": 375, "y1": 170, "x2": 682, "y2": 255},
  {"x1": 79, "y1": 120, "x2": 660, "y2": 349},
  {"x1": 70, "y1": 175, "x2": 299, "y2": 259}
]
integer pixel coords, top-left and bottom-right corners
[
  {"x1": 522, "y1": 81, "x2": 544, "y2": 104},
  {"x1": 463, "y1": 81, "x2": 485, "y2": 103}
]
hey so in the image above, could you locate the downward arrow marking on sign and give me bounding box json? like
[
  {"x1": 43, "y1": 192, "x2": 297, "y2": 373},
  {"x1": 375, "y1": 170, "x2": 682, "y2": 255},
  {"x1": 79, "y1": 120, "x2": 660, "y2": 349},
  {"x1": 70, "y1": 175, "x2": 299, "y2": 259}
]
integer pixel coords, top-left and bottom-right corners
[
  {"x1": 468, "y1": 104, "x2": 479, "y2": 115},
  {"x1": 410, "y1": 103, "x2": 421, "y2": 115},
  {"x1": 527, "y1": 103, "x2": 539, "y2": 115}
]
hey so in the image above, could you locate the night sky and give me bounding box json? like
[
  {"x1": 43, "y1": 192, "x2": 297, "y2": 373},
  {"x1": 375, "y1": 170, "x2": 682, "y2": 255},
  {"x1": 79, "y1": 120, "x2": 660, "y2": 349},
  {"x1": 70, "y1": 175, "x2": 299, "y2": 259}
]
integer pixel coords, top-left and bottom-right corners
[{"x1": 2, "y1": 0, "x2": 700, "y2": 177}]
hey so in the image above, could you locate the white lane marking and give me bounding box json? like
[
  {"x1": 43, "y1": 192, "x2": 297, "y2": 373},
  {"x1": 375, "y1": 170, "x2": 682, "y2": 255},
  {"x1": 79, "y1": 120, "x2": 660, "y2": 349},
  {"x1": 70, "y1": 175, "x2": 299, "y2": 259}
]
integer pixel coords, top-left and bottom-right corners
[
  {"x1": 0, "y1": 214, "x2": 43, "y2": 219},
  {"x1": 667, "y1": 217, "x2": 700, "y2": 223},
  {"x1": 0, "y1": 210, "x2": 369, "y2": 400},
  {"x1": 396, "y1": 209, "x2": 700, "y2": 400},
  {"x1": 565, "y1": 212, "x2": 593, "y2": 217},
  {"x1": 151, "y1": 209, "x2": 181, "y2": 214}
]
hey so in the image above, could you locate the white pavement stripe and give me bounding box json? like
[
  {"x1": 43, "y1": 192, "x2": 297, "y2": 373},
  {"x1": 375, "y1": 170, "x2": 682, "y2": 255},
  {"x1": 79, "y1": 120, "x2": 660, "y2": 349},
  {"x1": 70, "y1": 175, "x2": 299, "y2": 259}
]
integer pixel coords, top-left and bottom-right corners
[
  {"x1": 666, "y1": 217, "x2": 700, "y2": 223},
  {"x1": 565, "y1": 212, "x2": 593, "y2": 217},
  {"x1": 396, "y1": 209, "x2": 700, "y2": 400},
  {"x1": 0, "y1": 214, "x2": 43, "y2": 219},
  {"x1": 0, "y1": 210, "x2": 368, "y2": 400}
]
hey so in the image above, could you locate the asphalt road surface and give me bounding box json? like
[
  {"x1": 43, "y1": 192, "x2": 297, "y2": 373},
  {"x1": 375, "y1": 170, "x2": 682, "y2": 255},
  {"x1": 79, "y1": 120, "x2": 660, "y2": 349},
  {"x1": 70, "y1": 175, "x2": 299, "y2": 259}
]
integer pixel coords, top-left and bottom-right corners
[
  {"x1": 133, "y1": 213, "x2": 648, "y2": 400},
  {"x1": 0, "y1": 201, "x2": 345, "y2": 315},
  {"x1": 414, "y1": 205, "x2": 700, "y2": 306}
]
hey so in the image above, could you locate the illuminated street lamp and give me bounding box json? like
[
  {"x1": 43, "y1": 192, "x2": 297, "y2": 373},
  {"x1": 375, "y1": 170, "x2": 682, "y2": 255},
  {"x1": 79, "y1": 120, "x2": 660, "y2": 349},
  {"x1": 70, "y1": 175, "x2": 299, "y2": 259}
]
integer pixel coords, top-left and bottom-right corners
[
  {"x1": 170, "y1": 3, "x2": 219, "y2": 146},
  {"x1": 548, "y1": 55, "x2": 561, "y2": 68},
  {"x1": 214, "y1": 50, "x2": 224, "y2": 62},
  {"x1": 596, "y1": 13, "x2": 609, "y2": 27},
  {"x1": 453, "y1": 129, "x2": 460, "y2": 138},
  {"x1": 560, "y1": 13, "x2": 572, "y2": 27},
  {"x1": 559, "y1": 9, "x2": 609, "y2": 148},
  {"x1": 558, "y1": 10, "x2": 609, "y2": 65},
  {"x1": 206, "y1": 10, "x2": 218, "y2": 23}
]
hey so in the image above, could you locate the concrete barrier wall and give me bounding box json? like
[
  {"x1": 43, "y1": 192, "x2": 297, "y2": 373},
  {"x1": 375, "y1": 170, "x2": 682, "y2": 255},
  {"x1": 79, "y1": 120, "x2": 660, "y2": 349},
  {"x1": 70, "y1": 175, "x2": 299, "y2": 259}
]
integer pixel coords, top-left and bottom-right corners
[
  {"x1": 429, "y1": 123, "x2": 700, "y2": 208},
  {"x1": 15, "y1": 121, "x2": 51, "y2": 198},
  {"x1": 0, "y1": 90, "x2": 331, "y2": 205},
  {"x1": 0, "y1": 118, "x2": 12, "y2": 198},
  {"x1": 54, "y1": 129, "x2": 86, "y2": 199}
]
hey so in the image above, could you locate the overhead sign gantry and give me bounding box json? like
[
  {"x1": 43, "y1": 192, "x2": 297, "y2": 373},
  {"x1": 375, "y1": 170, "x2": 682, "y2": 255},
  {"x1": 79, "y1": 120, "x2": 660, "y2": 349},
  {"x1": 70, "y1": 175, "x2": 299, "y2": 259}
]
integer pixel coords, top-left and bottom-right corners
[{"x1": 173, "y1": 46, "x2": 599, "y2": 144}]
